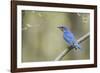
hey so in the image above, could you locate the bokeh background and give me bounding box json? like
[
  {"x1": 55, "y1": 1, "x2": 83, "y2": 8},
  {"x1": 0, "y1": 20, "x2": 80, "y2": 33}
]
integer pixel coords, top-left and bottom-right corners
[{"x1": 22, "y1": 10, "x2": 90, "y2": 62}]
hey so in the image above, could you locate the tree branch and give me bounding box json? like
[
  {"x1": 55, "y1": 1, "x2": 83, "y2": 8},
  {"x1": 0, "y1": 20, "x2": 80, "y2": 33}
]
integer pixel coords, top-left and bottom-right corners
[{"x1": 54, "y1": 33, "x2": 90, "y2": 61}]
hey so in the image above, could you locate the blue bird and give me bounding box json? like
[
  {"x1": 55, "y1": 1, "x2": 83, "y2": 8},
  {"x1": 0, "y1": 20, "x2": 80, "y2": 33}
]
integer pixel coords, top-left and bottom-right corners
[{"x1": 58, "y1": 26, "x2": 81, "y2": 50}]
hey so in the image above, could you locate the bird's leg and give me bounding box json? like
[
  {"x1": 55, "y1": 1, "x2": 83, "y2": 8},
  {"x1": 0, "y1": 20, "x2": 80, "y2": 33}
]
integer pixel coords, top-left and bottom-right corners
[
  {"x1": 74, "y1": 46, "x2": 77, "y2": 50},
  {"x1": 69, "y1": 45, "x2": 74, "y2": 49},
  {"x1": 72, "y1": 42, "x2": 77, "y2": 50}
]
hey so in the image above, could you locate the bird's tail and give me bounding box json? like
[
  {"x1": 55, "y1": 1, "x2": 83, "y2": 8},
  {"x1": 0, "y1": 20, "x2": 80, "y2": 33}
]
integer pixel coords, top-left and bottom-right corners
[{"x1": 75, "y1": 44, "x2": 81, "y2": 50}]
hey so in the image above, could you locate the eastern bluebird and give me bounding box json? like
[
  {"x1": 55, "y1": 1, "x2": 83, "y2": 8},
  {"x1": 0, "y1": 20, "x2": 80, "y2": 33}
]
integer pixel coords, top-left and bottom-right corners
[{"x1": 58, "y1": 26, "x2": 81, "y2": 50}]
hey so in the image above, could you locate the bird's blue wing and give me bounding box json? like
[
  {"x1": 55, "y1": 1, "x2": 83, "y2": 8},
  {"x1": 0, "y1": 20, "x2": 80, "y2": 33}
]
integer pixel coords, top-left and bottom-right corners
[
  {"x1": 63, "y1": 29, "x2": 81, "y2": 49},
  {"x1": 63, "y1": 30, "x2": 75, "y2": 46}
]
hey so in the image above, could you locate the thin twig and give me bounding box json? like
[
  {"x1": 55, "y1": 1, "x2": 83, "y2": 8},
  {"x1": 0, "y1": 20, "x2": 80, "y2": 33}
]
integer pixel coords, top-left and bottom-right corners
[{"x1": 54, "y1": 33, "x2": 90, "y2": 61}]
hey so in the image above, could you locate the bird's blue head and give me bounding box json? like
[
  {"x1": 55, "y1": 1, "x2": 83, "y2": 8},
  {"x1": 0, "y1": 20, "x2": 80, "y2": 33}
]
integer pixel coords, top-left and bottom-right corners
[{"x1": 57, "y1": 26, "x2": 68, "y2": 31}]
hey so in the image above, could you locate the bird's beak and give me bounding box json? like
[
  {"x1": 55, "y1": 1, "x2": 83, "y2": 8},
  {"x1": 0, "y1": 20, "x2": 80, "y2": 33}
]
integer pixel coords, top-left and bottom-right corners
[{"x1": 57, "y1": 27, "x2": 63, "y2": 31}]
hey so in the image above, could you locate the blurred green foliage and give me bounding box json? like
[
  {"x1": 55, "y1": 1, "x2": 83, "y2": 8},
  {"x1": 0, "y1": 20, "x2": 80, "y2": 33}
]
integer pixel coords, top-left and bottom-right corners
[{"x1": 22, "y1": 10, "x2": 90, "y2": 62}]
